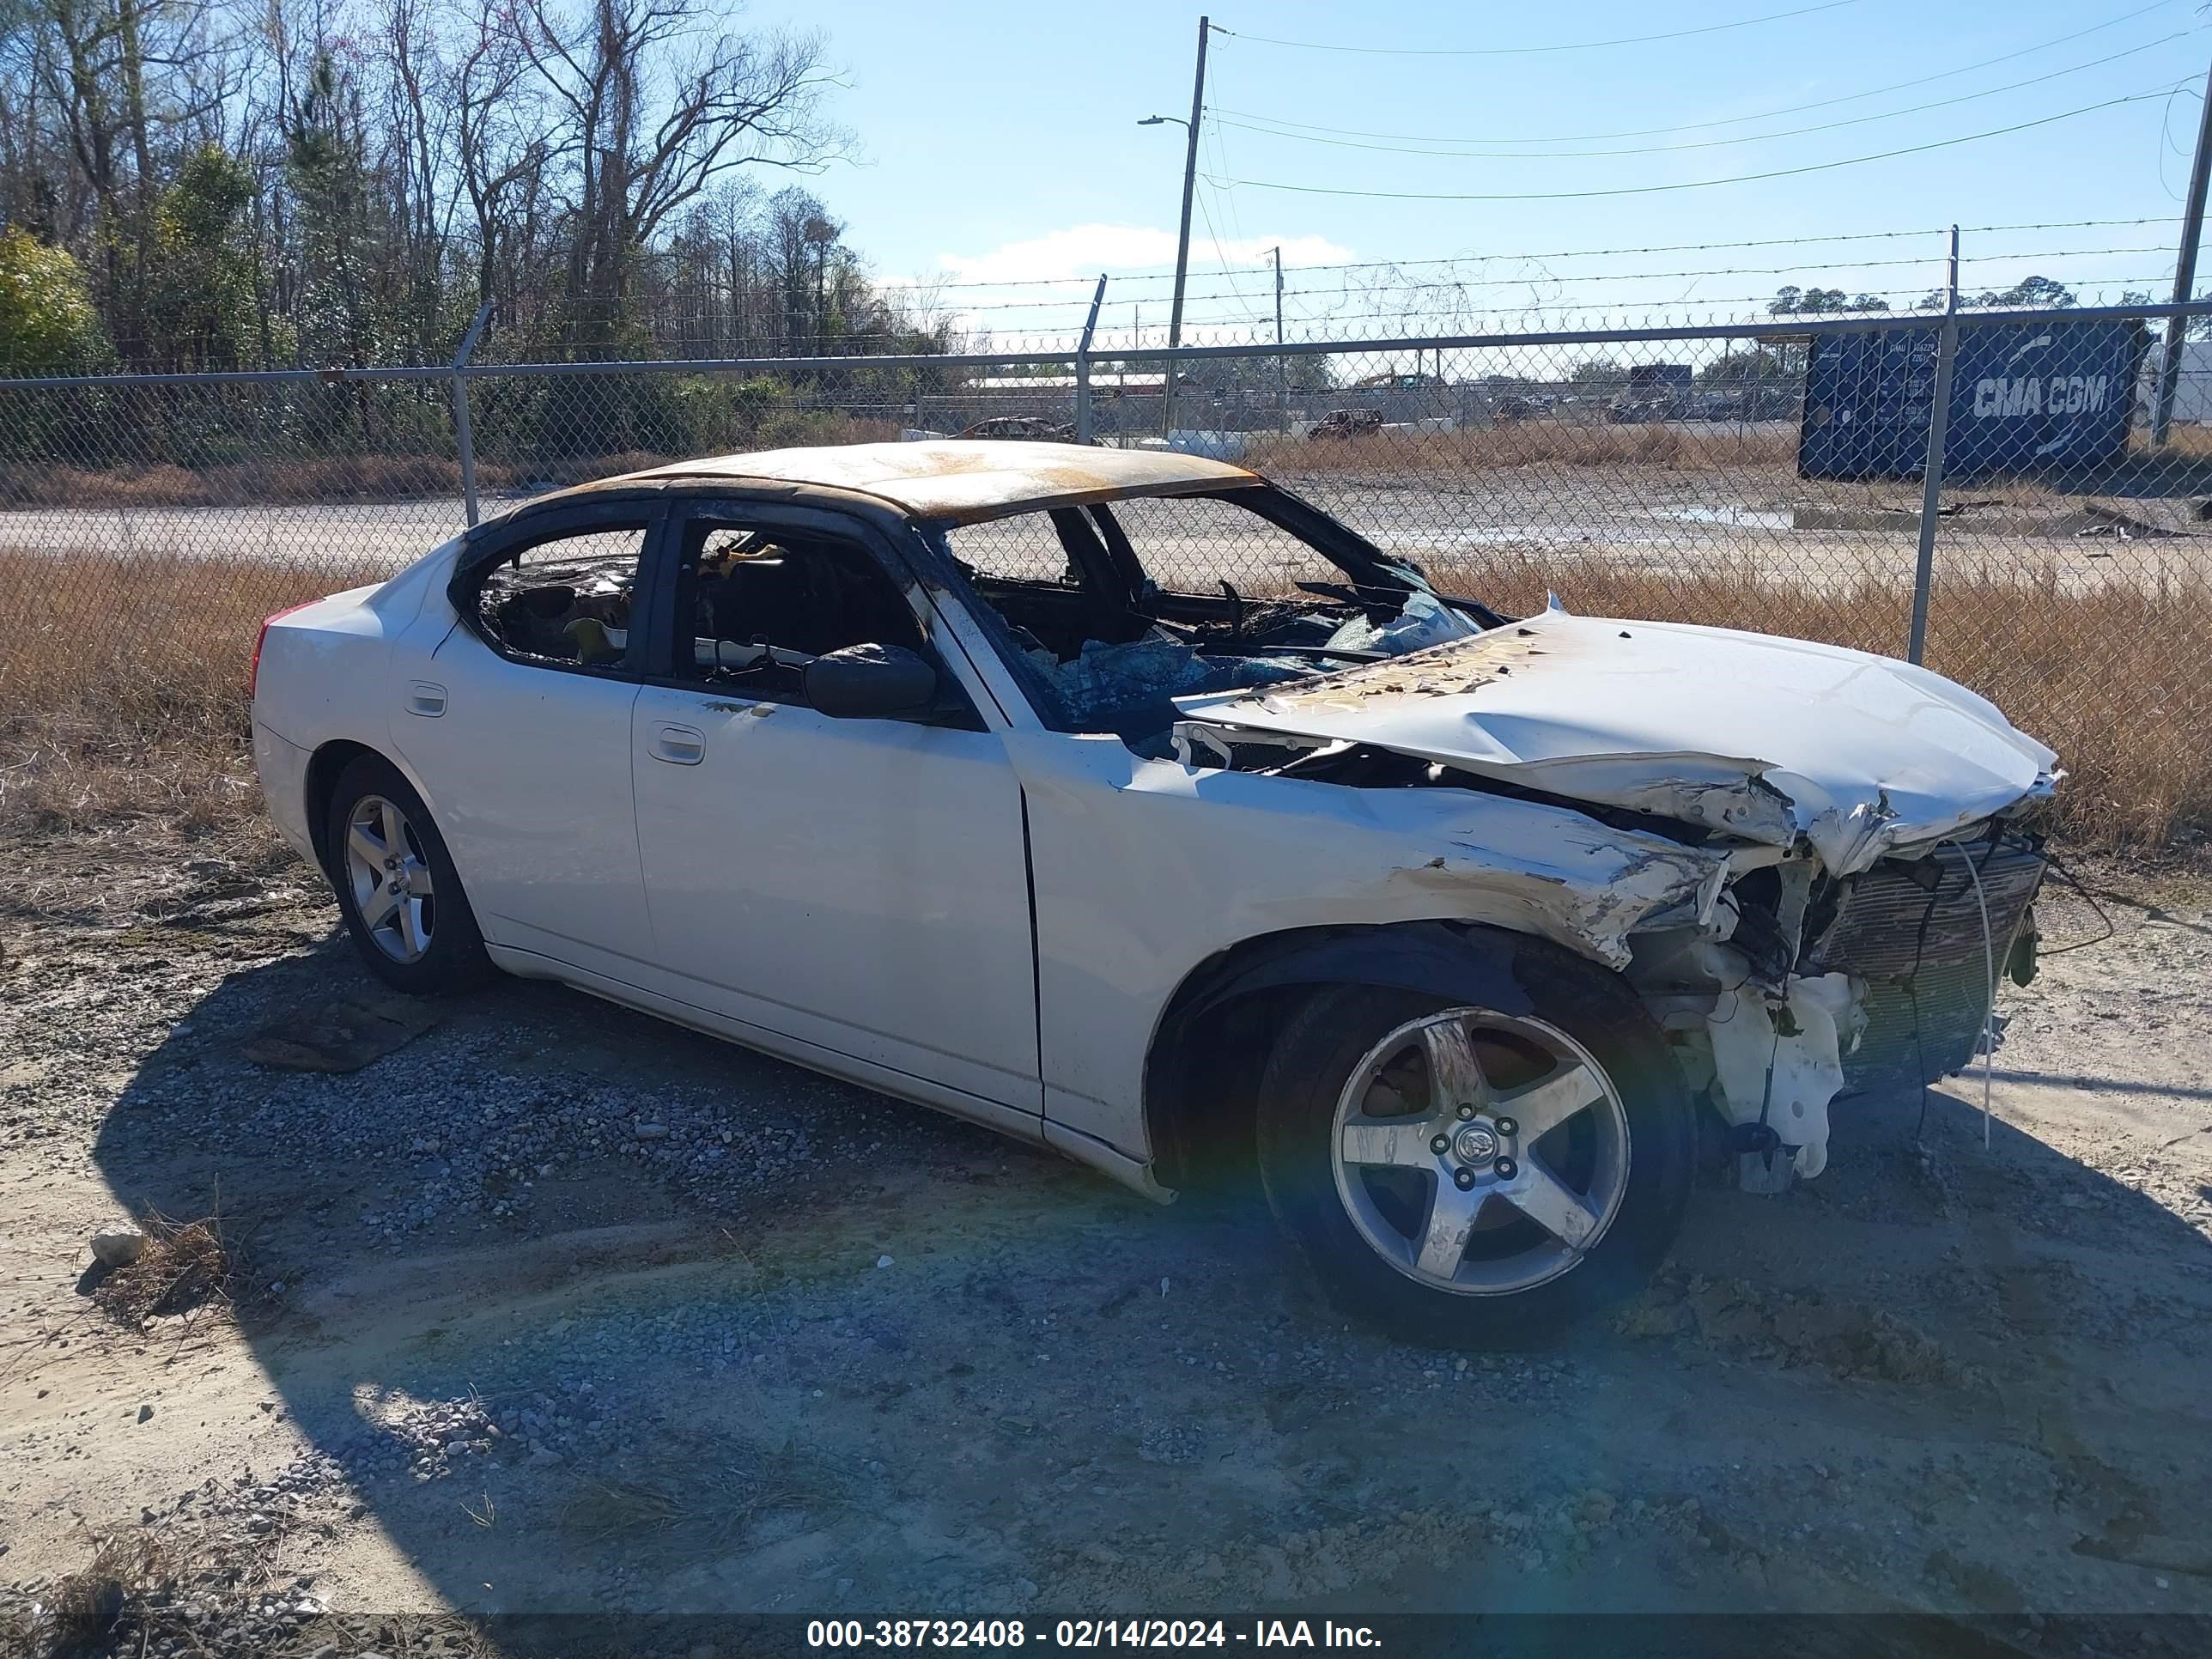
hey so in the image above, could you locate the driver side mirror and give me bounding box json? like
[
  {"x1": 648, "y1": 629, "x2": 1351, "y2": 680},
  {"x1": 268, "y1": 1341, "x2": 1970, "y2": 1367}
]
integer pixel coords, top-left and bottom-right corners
[{"x1": 803, "y1": 642, "x2": 940, "y2": 720}]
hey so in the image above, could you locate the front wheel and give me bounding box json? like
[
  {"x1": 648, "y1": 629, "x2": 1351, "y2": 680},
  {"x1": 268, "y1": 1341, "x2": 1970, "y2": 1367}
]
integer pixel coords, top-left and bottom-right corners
[{"x1": 1255, "y1": 948, "x2": 1695, "y2": 1349}]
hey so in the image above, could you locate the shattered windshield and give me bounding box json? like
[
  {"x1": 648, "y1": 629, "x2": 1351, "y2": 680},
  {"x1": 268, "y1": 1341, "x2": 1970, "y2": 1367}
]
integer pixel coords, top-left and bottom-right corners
[{"x1": 931, "y1": 485, "x2": 1491, "y2": 741}]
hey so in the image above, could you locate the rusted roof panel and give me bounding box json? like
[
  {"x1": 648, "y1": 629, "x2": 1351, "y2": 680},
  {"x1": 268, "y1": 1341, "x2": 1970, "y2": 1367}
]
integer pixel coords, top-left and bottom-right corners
[{"x1": 622, "y1": 440, "x2": 1260, "y2": 523}]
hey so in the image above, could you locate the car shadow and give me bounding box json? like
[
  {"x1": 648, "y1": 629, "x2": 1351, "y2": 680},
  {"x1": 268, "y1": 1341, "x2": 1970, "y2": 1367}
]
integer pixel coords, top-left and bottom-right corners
[{"x1": 82, "y1": 928, "x2": 2211, "y2": 1644}]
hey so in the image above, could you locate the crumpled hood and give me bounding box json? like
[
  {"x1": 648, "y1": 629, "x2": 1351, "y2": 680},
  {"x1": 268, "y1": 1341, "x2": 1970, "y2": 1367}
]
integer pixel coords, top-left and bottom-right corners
[{"x1": 1173, "y1": 605, "x2": 2057, "y2": 874}]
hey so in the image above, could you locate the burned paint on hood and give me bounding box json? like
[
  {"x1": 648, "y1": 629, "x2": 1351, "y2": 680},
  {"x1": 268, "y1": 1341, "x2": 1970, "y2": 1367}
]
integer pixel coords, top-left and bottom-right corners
[{"x1": 1170, "y1": 604, "x2": 2057, "y2": 874}]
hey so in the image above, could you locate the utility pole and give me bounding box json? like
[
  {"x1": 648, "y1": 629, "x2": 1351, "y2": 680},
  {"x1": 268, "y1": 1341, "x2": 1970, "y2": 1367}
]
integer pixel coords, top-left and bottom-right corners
[
  {"x1": 1145, "y1": 15, "x2": 1210, "y2": 435},
  {"x1": 1272, "y1": 245, "x2": 1286, "y2": 433},
  {"x1": 2154, "y1": 56, "x2": 2212, "y2": 447},
  {"x1": 1908, "y1": 225, "x2": 1961, "y2": 666}
]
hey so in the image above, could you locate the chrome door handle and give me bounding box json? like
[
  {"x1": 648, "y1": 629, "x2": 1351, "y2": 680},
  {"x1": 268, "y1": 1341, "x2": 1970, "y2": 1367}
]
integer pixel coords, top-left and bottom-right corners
[
  {"x1": 649, "y1": 723, "x2": 706, "y2": 764},
  {"x1": 405, "y1": 680, "x2": 447, "y2": 717}
]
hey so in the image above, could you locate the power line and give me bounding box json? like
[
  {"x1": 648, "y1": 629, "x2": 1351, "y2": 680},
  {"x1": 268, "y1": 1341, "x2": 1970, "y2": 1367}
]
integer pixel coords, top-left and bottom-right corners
[
  {"x1": 1203, "y1": 88, "x2": 2180, "y2": 203},
  {"x1": 1193, "y1": 186, "x2": 1267, "y2": 324},
  {"x1": 1202, "y1": 77, "x2": 1261, "y2": 274},
  {"x1": 1216, "y1": 0, "x2": 1863, "y2": 57},
  {"x1": 1207, "y1": 2, "x2": 2180, "y2": 143},
  {"x1": 1211, "y1": 34, "x2": 2190, "y2": 161}
]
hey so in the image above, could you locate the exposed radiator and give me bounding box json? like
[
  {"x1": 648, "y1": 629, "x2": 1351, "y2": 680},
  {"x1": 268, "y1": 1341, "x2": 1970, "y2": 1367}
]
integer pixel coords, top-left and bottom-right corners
[{"x1": 1802, "y1": 835, "x2": 2045, "y2": 1097}]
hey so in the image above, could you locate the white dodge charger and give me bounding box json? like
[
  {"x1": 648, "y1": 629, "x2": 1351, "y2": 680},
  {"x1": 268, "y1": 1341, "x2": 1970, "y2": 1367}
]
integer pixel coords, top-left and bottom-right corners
[{"x1": 251, "y1": 441, "x2": 2055, "y2": 1346}]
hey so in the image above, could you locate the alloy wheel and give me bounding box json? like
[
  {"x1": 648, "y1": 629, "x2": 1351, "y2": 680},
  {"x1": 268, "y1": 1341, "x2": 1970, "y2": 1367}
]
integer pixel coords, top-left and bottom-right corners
[
  {"x1": 343, "y1": 794, "x2": 436, "y2": 964},
  {"x1": 1329, "y1": 1007, "x2": 1632, "y2": 1295}
]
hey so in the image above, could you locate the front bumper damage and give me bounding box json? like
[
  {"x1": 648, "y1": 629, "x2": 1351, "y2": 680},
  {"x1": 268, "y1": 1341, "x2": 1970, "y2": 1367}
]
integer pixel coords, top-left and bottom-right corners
[
  {"x1": 1627, "y1": 829, "x2": 2045, "y2": 1192},
  {"x1": 1166, "y1": 607, "x2": 2057, "y2": 1191}
]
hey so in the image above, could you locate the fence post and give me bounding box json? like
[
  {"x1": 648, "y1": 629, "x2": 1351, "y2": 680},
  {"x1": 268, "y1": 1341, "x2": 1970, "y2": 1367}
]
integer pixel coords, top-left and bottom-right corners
[
  {"x1": 1074, "y1": 273, "x2": 1109, "y2": 444},
  {"x1": 450, "y1": 301, "x2": 494, "y2": 527},
  {"x1": 1907, "y1": 228, "x2": 1960, "y2": 666}
]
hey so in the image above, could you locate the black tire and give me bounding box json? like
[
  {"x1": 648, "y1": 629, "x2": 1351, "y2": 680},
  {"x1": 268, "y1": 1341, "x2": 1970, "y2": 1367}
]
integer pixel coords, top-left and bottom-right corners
[
  {"x1": 1254, "y1": 942, "x2": 1694, "y2": 1350},
  {"x1": 323, "y1": 753, "x2": 493, "y2": 994}
]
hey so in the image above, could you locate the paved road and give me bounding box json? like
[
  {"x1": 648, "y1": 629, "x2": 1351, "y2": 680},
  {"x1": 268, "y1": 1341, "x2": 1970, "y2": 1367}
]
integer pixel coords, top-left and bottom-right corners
[{"x1": 1, "y1": 471, "x2": 2202, "y2": 603}]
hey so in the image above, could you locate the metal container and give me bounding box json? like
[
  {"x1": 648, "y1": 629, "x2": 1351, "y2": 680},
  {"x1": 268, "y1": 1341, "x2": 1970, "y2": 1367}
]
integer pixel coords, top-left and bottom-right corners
[{"x1": 1797, "y1": 319, "x2": 2148, "y2": 480}]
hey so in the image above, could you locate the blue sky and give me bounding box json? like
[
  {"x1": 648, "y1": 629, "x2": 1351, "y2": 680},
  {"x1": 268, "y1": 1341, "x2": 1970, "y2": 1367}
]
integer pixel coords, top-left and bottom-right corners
[{"x1": 769, "y1": 0, "x2": 2209, "y2": 343}]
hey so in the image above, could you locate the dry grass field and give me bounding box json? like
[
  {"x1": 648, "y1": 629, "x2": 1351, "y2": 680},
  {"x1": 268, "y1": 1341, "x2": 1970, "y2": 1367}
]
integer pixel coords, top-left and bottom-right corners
[
  {"x1": 0, "y1": 552, "x2": 387, "y2": 866},
  {"x1": 0, "y1": 412, "x2": 908, "y2": 511},
  {"x1": 0, "y1": 456, "x2": 508, "y2": 511},
  {"x1": 1243, "y1": 420, "x2": 1798, "y2": 476},
  {"x1": 3, "y1": 538, "x2": 2205, "y2": 855}
]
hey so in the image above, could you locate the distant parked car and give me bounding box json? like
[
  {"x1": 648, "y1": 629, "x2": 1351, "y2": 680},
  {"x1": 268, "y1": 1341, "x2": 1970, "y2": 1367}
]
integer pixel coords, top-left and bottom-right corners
[
  {"x1": 252, "y1": 441, "x2": 2054, "y2": 1349},
  {"x1": 1493, "y1": 395, "x2": 1534, "y2": 423},
  {"x1": 959, "y1": 416, "x2": 1076, "y2": 443},
  {"x1": 1309, "y1": 408, "x2": 1382, "y2": 440}
]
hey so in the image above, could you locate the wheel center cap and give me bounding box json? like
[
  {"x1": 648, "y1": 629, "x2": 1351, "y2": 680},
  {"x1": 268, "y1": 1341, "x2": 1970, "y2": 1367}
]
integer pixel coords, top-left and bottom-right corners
[{"x1": 1453, "y1": 1122, "x2": 1499, "y2": 1164}]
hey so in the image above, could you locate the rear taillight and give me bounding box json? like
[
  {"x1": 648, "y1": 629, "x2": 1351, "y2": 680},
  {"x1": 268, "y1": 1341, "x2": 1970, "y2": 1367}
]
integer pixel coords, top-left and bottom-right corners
[{"x1": 250, "y1": 602, "x2": 317, "y2": 700}]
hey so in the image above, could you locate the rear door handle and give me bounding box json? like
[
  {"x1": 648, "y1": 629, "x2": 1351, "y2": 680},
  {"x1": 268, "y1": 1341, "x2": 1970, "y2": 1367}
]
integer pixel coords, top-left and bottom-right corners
[
  {"x1": 405, "y1": 680, "x2": 447, "y2": 717},
  {"x1": 649, "y1": 722, "x2": 706, "y2": 765}
]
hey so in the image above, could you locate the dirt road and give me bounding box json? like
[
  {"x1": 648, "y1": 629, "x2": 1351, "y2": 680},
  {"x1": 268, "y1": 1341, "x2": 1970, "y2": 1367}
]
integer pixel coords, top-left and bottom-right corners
[{"x1": 2, "y1": 843, "x2": 2209, "y2": 1655}]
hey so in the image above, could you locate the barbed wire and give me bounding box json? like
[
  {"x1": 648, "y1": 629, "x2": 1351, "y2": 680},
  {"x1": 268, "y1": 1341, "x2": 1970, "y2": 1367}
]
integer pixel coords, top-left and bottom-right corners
[
  {"x1": 886, "y1": 220, "x2": 2188, "y2": 296},
  {"x1": 896, "y1": 248, "x2": 2182, "y2": 318}
]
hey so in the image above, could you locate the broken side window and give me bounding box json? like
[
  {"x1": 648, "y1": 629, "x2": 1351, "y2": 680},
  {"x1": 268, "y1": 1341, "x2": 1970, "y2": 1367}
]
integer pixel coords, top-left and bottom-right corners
[
  {"x1": 473, "y1": 523, "x2": 648, "y2": 672},
  {"x1": 665, "y1": 512, "x2": 929, "y2": 709},
  {"x1": 941, "y1": 512, "x2": 1087, "y2": 592},
  {"x1": 1090, "y1": 490, "x2": 1350, "y2": 596}
]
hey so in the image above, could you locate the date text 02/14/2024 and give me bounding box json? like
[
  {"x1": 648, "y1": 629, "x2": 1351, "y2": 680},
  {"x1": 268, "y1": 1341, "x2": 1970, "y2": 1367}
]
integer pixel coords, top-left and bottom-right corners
[{"x1": 805, "y1": 1620, "x2": 1384, "y2": 1649}]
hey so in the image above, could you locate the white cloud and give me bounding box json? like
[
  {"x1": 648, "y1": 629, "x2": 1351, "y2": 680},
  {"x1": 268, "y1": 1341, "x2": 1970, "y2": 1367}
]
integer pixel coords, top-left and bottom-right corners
[{"x1": 925, "y1": 223, "x2": 1353, "y2": 285}]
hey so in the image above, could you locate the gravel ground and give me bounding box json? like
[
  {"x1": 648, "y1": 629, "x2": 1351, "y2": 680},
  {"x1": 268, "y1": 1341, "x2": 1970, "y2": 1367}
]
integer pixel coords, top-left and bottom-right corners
[{"x1": 2, "y1": 837, "x2": 2210, "y2": 1657}]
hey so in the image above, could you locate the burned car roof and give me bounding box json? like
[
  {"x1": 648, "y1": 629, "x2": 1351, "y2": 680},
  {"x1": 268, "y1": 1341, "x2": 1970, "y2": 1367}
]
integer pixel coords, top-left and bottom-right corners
[{"x1": 529, "y1": 440, "x2": 1261, "y2": 526}]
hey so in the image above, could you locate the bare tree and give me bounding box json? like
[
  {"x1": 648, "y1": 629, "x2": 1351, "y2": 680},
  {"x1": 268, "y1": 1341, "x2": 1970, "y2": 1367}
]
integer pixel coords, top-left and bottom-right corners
[
  {"x1": 510, "y1": 0, "x2": 844, "y2": 349},
  {"x1": 12, "y1": 0, "x2": 233, "y2": 355},
  {"x1": 0, "y1": 0, "x2": 911, "y2": 375},
  {"x1": 453, "y1": 0, "x2": 557, "y2": 322},
  {"x1": 379, "y1": 0, "x2": 461, "y2": 356}
]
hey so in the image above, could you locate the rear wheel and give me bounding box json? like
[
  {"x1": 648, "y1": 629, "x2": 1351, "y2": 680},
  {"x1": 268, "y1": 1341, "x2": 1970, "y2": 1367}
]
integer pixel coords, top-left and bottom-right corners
[
  {"x1": 1255, "y1": 949, "x2": 1694, "y2": 1349},
  {"x1": 324, "y1": 754, "x2": 491, "y2": 994}
]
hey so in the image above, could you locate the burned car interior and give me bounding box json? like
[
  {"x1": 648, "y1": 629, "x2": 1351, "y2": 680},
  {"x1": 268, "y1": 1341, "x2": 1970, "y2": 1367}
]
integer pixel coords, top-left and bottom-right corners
[
  {"x1": 474, "y1": 526, "x2": 645, "y2": 671},
  {"x1": 468, "y1": 510, "x2": 961, "y2": 717},
  {"x1": 672, "y1": 520, "x2": 933, "y2": 702},
  {"x1": 937, "y1": 483, "x2": 1506, "y2": 739}
]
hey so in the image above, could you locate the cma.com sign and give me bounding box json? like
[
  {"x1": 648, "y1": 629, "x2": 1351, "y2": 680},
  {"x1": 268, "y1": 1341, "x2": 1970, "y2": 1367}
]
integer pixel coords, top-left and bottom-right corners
[{"x1": 1971, "y1": 373, "x2": 2112, "y2": 420}]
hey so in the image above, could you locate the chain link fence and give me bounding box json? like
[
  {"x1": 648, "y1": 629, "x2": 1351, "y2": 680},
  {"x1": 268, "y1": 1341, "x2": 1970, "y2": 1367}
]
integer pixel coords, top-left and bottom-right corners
[{"x1": 3, "y1": 305, "x2": 2208, "y2": 847}]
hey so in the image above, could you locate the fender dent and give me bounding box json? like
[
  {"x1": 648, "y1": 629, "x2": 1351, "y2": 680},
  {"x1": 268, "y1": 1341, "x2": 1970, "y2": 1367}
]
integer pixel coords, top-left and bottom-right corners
[{"x1": 1395, "y1": 826, "x2": 1726, "y2": 970}]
